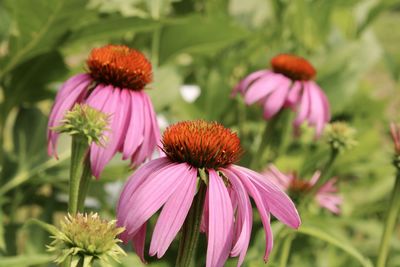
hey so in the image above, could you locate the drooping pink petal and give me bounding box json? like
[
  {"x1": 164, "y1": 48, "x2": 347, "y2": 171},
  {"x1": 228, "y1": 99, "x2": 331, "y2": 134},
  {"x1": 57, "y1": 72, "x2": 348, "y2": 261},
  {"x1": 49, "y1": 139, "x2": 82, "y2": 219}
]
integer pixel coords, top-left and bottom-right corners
[
  {"x1": 227, "y1": 166, "x2": 274, "y2": 261},
  {"x1": 90, "y1": 88, "x2": 131, "y2": 178},
  {"x1": 131, "y1": 92, "x2": 160, "y2": 165},
  {"x1": 309, "y1": 170, "x2": 322, "y2": 186},
  {"x1": 232, "y1": 165, "x2": 301, "y2": 229},
  {"x1": 123, "y1": 162, "x2": 191, "y2": 236},
  {"x1": 122, "y1": 90, "x2": 145, "y2": 160},
  {"x1": 315, "y1": 83, "x2": 331, "y2": 122},
  {"x1": 132, "y1": 223, "x2": 147, "y2": 263},
  {"x1": 307, "y1": 82, "x2": 325, "y2": 137},
  {"x1": 47, "y1": 75, "x2": 92, "y2": 157},
  {"x1": 149, "y1": 166, "x2": 197, "y2": 258},
  {"x1": 244, "y1": 73, "x2": 285, "y2": 105},
  {"x1": 285, "y1": 81, "x2": 302, "y2": 108},
  {"x1": 232, "y1": 70, "x2": 270, "y2": 96},
  {"x1": 54, "y1": 74, "x2": 91, "y2": 103},
  {"x1": 117, "y1": 157, "x2": 171, "y2": 222},
  {"x1": 293, "y1": 81, "x2": 311, "y2": 131},
  {"x1": 221, "y1": 168, "x2": 253, "y2": 266},
  {"x1": 206, "y1": 169, "x2": 234, "y2": 267},
  {"x1": 263, "y1": 79, "x2": 291, "y2": 119},
  {"x1": 263, "y1": 165, "x2": 292, "y2": 190},
  {"x1": 200, "y1": 190, "x2": 209, "y2": 234}
]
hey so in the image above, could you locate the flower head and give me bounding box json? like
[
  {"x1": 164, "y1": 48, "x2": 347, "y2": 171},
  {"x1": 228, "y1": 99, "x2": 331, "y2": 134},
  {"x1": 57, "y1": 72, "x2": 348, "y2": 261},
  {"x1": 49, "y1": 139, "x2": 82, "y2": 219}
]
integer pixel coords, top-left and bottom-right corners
[
  {"x1": 117, "y1": 120, "x2": 301, "y2": 267},
  {"x1": 87, "y1": 45, "x2": 152, "y2": 91},
  {"x1": 265, "y1": 165, "x2": 342, "y2": 214},
  {"x1": 325, "y1": 121, "x2": 357, "y2": 152},
  {"x1": 47, "y1": 213, "x2": 126, "y2": 266},
  {"x1": 52, "y1": 104, "x2": 109, "y2": 146},
  {"x1": 233, "y1": 53, "x2": 330, "y2": 137},
  {"x1": 47, "y1": 44, "x2": 160, "y2": 178}
]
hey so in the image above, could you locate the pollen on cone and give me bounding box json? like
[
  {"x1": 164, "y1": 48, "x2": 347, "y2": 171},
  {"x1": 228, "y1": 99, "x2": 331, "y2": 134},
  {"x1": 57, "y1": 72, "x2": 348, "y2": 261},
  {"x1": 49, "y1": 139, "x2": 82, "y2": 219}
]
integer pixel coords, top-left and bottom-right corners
[
  {"x1": 271, "y1": 54, "x2": 316, "y2": 81},
  {"x1": 161, "y1": 120, "x2": 243, "y2": 169},
  {"x1": 87, "y1": 45, "x2": 152, "y2": 90}
]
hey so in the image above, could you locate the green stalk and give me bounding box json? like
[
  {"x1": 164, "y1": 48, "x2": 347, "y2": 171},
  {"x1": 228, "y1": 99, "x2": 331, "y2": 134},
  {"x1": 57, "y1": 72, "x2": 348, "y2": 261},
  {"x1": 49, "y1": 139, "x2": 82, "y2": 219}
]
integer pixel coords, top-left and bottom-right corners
[
  {"x1": 76, "y1": 157, "x2": 93, "y2": 212},
  {"x1": 68, "y1": 136, "x2": 89, "y2": 214},
  {"x1": 376, "y1": 172, "x2": 400, "y2": 267},
  {"x1": 279, "y1": 233, "x2": 295, "y2": 267},
  {"x1": 176, "y1": 171, "x2": 207, "y2": 267}
]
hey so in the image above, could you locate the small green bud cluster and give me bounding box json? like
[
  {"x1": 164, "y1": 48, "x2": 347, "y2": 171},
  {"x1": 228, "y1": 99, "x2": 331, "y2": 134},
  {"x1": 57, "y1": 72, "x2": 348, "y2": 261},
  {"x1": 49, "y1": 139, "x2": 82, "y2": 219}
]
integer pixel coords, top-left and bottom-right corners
[
  {"x1": 47, "y1": 213, "x2": 126, "y2": 267},
  {"x1": 325, "y1": 122, "x2": 357, "y2": 153},
  {"x1": 53, "y1": 104, "x2": 109, "y2": 146}
]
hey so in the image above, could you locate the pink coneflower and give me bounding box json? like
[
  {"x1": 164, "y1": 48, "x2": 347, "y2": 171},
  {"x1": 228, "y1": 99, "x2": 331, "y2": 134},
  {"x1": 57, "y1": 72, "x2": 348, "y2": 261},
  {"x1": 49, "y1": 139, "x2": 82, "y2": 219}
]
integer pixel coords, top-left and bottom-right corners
[
  {"x1": 233, "y1": 54, "x2": 330, "y2": 137},
  {"x1": 47, "y1": 45, "x2": 160, "y2": 178},
  {"x1": 265, "y1": 165, "x2": 342, "y2": 214},
  {"x1": 117, "y1": 120, "x2": 301, "y2": 266}
]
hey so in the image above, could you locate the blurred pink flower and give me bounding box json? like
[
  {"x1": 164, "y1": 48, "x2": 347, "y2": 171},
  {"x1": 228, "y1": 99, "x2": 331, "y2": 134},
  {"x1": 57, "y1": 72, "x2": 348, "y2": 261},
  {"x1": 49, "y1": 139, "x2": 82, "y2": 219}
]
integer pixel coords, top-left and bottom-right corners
[
  {"x1": 390, "y1": 122, "x2": 400, "y2": 155},
  {"x1": 265, "y1": 165, "x2": 342, "y2": 214},
  {"x1": 233, "y1": 54, "x2": 330, "y2": 137},
  {"x1": 117, "y1": 120, "x2": 301, "y2": 266},
  {"x1": 47, "y1": 45, "x2": 160, "y2": 178}
]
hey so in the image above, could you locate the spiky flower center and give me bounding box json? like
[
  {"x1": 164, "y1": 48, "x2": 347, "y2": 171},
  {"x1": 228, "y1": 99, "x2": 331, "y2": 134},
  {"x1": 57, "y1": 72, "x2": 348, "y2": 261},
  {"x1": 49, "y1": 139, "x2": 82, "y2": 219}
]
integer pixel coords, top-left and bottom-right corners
[
  {"x1": 87, "y1": 45, "x2": 152, "y2": 91},
  {"x1": 162, "y1": 120, "x2": 243, "y2": 169},
  {"x1": 271, "y1": 54, "x2": 316, "y2": 81}
]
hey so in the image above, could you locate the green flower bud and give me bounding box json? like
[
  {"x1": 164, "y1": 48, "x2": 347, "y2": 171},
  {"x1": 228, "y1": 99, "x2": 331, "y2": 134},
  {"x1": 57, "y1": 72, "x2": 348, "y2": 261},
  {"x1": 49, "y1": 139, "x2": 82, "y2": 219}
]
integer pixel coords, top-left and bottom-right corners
[
  {"x1": 47, "y1": 213, "x2": 126, "y2": 267},
  {"x1": 52, "y1": 104, "x2": 109, "y2": 146},
  {"x1": 325, "y1": 122, "x2": 357, "y2": 152}
]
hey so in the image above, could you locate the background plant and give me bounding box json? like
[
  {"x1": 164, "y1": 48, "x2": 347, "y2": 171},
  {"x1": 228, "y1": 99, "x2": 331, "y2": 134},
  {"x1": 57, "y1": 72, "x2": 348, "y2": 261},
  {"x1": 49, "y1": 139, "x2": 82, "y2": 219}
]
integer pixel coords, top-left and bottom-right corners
[{"x1": 1, "y1": 0, "x2": 400, "y2": 266}]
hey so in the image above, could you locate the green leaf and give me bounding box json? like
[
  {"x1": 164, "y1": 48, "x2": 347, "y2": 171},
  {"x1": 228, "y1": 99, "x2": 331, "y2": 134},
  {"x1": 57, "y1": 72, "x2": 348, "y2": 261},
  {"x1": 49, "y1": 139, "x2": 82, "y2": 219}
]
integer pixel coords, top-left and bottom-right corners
[
  {"x1": 66, "y1": 16, "x2": 160, "y2": 44},
  {"x1": 297, "y1": 224, "x2": 373, "y2": 267},
  {"x1": 0, "y1": 254, "x2": 53, "y2": 267},
  {"x1": 159, "y1": 15, "x2": 249, "y2": 64},
  {"x1": 25, "y1": 219, "x2": 59, "y2": 236},
  {"x1": 0, "y1": 0, "x2": 87, "y2": 75},
  {"x1": 4, "y1": 51, "x2": 67, "y2": 110}
]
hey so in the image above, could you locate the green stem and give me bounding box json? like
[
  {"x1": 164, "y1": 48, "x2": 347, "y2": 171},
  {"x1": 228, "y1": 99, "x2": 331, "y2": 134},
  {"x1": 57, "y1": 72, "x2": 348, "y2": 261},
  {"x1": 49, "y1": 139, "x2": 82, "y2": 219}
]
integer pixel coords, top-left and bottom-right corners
[
  {"x1": 76, "y1": 157, "x2": 92, "y2": 212},
  {"x1": 176, "y1": 173, "x2": 207, "y2": 267},
  {"x1": 68, "y1": 136, "x2": 89, "y2": 214},
  {"x1": 376, "y1": 173, "x2": 400, "y2": 267},
  {"x1": 279, "y1": 233, "x2": 295, "y2": 267}
]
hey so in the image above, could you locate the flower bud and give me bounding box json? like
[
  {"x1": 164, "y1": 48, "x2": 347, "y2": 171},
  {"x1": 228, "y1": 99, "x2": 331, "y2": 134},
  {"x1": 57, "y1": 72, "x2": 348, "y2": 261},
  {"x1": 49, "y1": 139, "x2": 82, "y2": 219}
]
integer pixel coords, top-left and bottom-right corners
[
  {"x1": 47, "y1": 213, "x2": 126, "y2": 267},
  {"x1": 325, "y1": 121, "x2": 357, "y2": 152},
  {"x1": 53, "y1": 104, "x2": 109, "y2": 146}
]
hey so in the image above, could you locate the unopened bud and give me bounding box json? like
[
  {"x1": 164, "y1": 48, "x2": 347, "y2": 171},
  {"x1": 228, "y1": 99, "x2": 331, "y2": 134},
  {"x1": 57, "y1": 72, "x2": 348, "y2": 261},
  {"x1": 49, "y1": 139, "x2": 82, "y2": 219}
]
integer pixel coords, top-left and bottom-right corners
[{"x1": 325, "y1": 122, "x2": 357, "y2": 152}]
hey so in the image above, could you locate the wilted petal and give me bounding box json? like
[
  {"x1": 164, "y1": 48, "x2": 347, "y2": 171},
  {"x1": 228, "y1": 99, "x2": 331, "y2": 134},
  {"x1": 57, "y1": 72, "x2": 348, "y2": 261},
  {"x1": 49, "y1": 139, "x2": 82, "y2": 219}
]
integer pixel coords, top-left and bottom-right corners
[{"x1": 206, "y1": 169, "x2": 234, "y2": 267}]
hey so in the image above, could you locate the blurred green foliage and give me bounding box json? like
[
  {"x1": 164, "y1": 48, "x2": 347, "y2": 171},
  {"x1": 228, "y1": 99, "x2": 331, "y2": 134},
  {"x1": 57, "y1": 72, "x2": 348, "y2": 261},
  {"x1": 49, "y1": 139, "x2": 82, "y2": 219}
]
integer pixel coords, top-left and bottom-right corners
[{"x1": 1, "y1": 0, "x2": 400, "y2": 266}]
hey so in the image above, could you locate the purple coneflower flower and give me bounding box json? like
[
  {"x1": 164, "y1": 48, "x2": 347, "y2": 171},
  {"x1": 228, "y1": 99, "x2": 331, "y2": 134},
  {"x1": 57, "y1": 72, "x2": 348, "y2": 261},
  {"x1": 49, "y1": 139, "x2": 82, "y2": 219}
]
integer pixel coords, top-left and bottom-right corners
[
  {"x1": 47, "y1": 45, "x2": 160, "y2": 178},
  {"x1": 117, "y1": 120, "x2": 301, "y2": 266},
  {"x1": 265, "y1": 165, "x2": 342, "y2": 214},
  {"x1": 233, "y1": 54, "x2": 330, "y2": 137}
]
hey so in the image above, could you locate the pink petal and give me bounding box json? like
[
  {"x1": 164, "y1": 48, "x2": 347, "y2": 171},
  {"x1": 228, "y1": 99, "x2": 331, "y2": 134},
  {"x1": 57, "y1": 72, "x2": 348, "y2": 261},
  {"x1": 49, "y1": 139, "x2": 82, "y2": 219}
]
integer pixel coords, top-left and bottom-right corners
[
  {"x1": 117, "y1": 157, "x2": 171, "y2": 223},
  {"x1": 55, "y1": 74, "x2": 91, "y2": 103},
  {"x1": 200, "y1": 191, "x2": 209, "y2": 233},
  {"x1": 90, "y1": 88, "x2": 131, "y2": 178},
  {"x1": 232, "y1": 70, "x2": 270, "y2": 96},
  {"x1": 264, "y1": 165, "x2": 292, "y2": 190},
  {"x1": 307, "y1": 82, "x2": 325, "y2": 137},
  {"x1": 227, "y1": 166, "x2": 274, "y2": 261},
  {"x1": 149, "y1": 166, "x2": 198, "y2": 258},
  {"x1": 285, "y1": 81, "x2": 302, "y2": 107},
  {"x1": 123, "y1": 162, "x2": 191, "y2": 236},
  {"x1": 315, "y1": 83, "x2": 331, "y2": 122},
  {"x1": 132, "y1": 223, "x2": 147, "y2": 263},
  {"x1": 221, "y1": 168, "x2": 253, "y2": 266},
  {"x1": 232, "y1": 165, "x2": 301, "y2": 229},
  {"x1": 47, "y1": 75, "x2": 92, "y2": 157},
  {"x1": 309, "y1": 171, "x2": 322, "y2": 186},
  {"x1": 293, "y1": 82, "x2": 311, "y2": 129},
  {"x1": 206, "y1": 169, "x2": 234, "y2": 267},
  {"x1": 244, "y1": 73, "x2": 285, "y2": 105},
  {"x1": 122, "y1": 91, "x2": 145, "y2": 160},
  {"x1": 263, "y1": 79, "x2": 291, "y2": 119},
  {"x1": 131, "y1": 93, "x2": 160, "y2": 165}
]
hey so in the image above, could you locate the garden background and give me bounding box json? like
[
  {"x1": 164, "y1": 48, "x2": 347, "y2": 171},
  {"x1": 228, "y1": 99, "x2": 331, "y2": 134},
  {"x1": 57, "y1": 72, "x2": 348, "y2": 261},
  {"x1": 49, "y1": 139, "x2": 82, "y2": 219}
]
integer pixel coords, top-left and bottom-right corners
[{"x1": 1, "y1": 0, "x2": 400, "y2": 266}]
